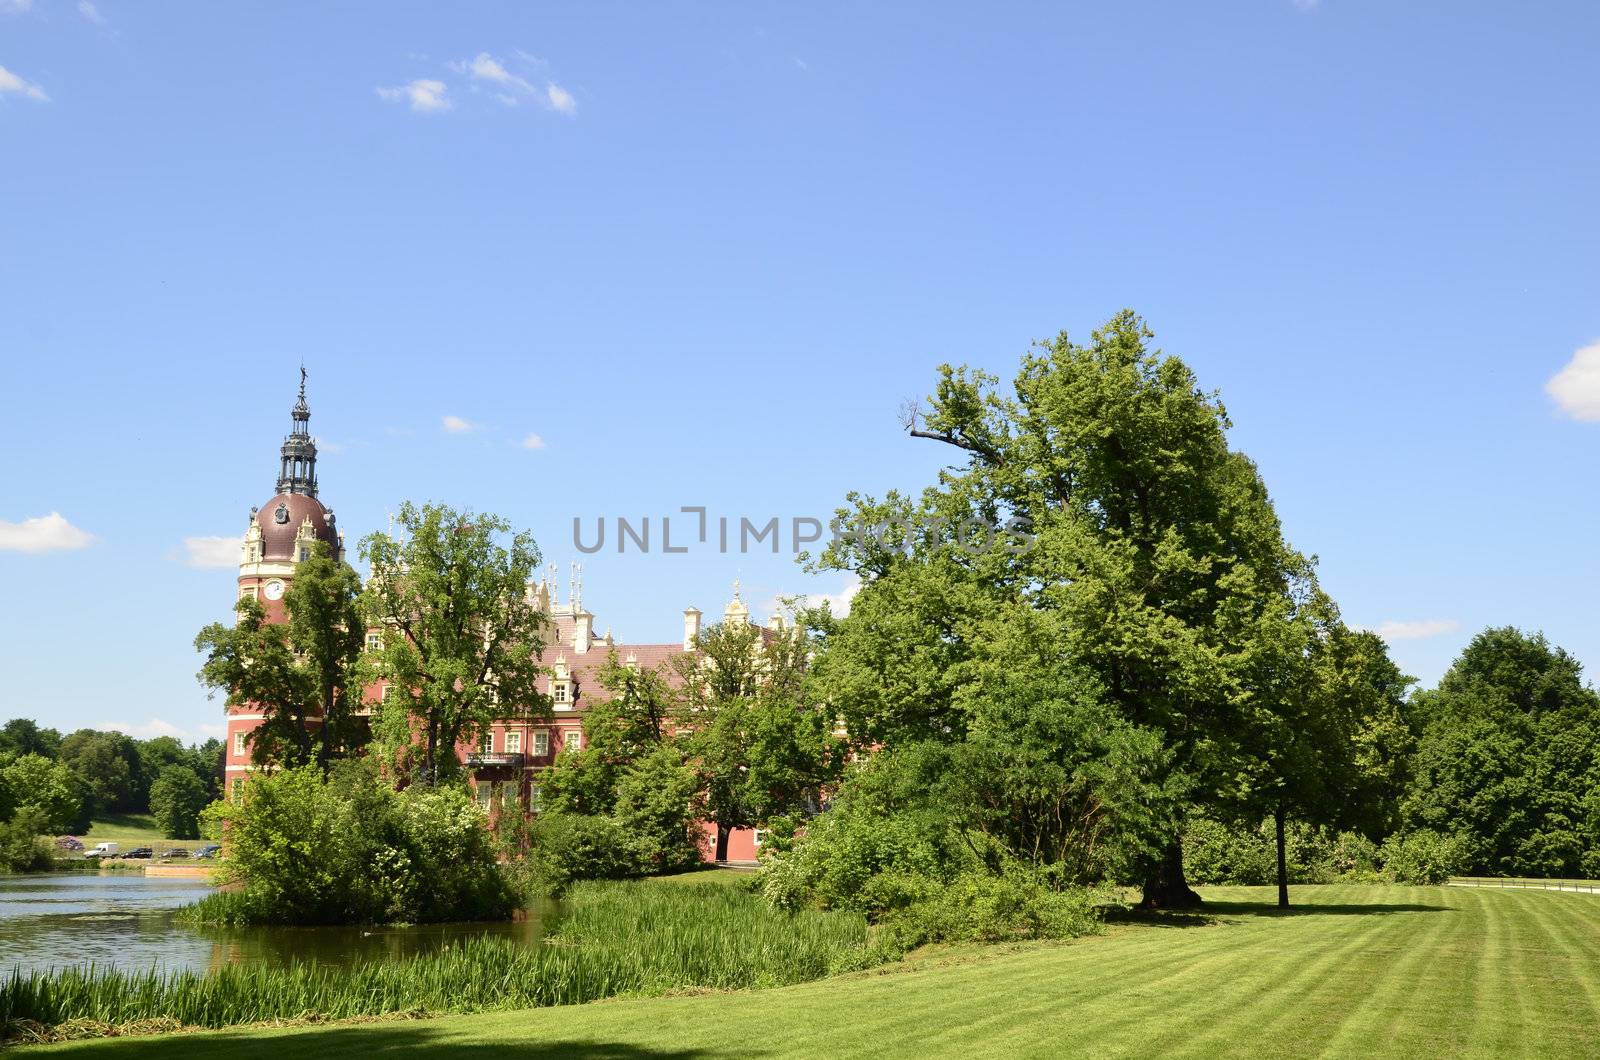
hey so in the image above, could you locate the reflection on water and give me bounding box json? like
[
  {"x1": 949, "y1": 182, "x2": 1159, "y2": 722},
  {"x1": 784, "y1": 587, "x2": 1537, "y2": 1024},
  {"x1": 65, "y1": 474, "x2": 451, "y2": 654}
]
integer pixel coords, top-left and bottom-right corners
[{"x1": 0, "y1": 873, "x2": 560, "y2": 978}]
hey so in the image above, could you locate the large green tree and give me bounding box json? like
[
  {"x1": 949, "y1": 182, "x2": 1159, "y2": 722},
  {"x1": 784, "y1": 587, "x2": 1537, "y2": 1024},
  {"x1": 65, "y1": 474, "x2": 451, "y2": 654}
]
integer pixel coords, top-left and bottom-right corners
[
  {"x1": 678, "y1": 618, "x2": 839, "y2": 862},
  {"x1": 195, "y1": 540, "x2": 365, "y2": 774},
  {"x1": 57, "y1": 729, "x2": 144, "y2": 817},
  {"x1": 1, "y1": 753, "x2": 86, "y2": 834},
  {"x1": 360, "y1": 502, "x2": 549, "y2": 786},
  {"x1": 149, "y1": 765, "x2": 211, "y2": 840},
  {"x1": 1402, "y1": 627, "x2": 1600, "y2": 877},
  {"x1": 0, "y1": 719, "x2": 62, "y2": 761},
  {"x1": 812, "y1": 311, "x2": 1316, "y2": 907},
  {"x1": 540, "y1": 651, "x2": 679, "y2": 816}
]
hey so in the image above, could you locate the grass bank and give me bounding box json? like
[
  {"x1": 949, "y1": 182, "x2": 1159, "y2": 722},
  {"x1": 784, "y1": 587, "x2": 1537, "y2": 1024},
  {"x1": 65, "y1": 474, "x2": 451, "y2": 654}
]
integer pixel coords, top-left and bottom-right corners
[
  {"x1": 20, "y1": 883, "x2": 1600, "y2": 1058},
  {"x1": 2, "y1": 879, "x2": 866, "y2": 1043}
]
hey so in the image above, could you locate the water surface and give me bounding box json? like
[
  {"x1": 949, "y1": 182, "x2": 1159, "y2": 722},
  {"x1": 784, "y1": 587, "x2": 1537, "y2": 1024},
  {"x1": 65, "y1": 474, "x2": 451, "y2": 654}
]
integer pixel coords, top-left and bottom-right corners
[{"x1": 0, "y1": 872, "x2": 557, "y2": 977}]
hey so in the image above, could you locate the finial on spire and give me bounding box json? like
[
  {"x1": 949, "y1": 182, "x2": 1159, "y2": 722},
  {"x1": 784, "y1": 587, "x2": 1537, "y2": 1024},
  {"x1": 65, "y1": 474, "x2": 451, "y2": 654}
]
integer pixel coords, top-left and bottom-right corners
[
  {"x1": 276, "y1": 367, "x2": 319, "y2": 496},
  {"x1": 732, "y1": 577, "x2": 741, "y2": 601},
  {"x1": 571, "y1": 561, "x2": 584, "y2": 611}
]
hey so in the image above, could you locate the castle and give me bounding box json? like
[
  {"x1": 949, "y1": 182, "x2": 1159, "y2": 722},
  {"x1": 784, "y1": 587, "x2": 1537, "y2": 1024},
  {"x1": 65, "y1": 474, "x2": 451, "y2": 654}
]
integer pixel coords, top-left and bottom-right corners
[{"x1": 223, "y1": 374, "x2": 769, "y2": 861}]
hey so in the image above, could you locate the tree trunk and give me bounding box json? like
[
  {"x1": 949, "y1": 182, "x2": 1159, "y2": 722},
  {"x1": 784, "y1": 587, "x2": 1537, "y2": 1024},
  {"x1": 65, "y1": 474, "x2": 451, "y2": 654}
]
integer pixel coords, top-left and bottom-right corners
[
  {"x1": 1275, "y1": 805, "x2": 1289, "y2": 910},
  {"x1": 714, "y1": 823, "x2": 730, "y2": 863},
  {"x1": 1140, "y1": 838, "x2": 1204, "y2": 910}
]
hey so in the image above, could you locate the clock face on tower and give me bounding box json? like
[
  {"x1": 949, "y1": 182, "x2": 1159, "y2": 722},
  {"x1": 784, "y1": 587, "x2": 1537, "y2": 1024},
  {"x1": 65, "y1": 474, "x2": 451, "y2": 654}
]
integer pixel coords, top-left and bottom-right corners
[{"x1": 263, "y1": 580, "x2": 286, "y2": 601}]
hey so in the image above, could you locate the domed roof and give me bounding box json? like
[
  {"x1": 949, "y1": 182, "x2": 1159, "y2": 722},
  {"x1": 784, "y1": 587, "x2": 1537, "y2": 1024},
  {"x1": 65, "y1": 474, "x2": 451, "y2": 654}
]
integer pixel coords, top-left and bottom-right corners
[{"x1": 255, "y1": 492, "x2": 339, "y2": 561}]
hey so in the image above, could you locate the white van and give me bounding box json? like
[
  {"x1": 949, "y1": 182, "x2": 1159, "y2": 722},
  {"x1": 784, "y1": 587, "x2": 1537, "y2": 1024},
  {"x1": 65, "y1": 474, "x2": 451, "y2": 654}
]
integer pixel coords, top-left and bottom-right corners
[{"x1": 85, "y1": 842, "x2": 119, "y2": 859}]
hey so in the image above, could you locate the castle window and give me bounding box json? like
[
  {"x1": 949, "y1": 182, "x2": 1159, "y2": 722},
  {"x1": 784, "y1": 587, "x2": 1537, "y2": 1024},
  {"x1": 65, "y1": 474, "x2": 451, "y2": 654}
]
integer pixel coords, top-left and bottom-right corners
[
  {"x1": 365, "y1": 631, "x2": 382, "y2": 652},
  {"x1": 233, "y1": 731, "x2": 247, "y2": 756},
  {"x1": 505, "y1": 731, "x2": 522, "y2": 755},
  {"x1": 554, "y1": 684, "x2": 568, "y2": 703},
  {"x1": 481, "y1": 731, "x2": 495, "y2": 754},
  {"x1": 476, "y1": 783, "x2": 491, "y2": 809},
  {"x1": 564, "y1": 730, "x2": 581, "y2": 752},
  {"x1": 533, "y1": 730, "x2": 549, "y2": 756},
  {"x1": 300, "y1": 548, "x2": 309, "y2": 562}
]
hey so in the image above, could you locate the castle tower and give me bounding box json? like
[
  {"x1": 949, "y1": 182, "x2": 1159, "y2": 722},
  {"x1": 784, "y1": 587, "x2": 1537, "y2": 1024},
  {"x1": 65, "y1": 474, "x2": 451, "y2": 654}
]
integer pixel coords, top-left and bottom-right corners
[{"x1": 225, "y1": 370, "x2": 343, "y2": 795}]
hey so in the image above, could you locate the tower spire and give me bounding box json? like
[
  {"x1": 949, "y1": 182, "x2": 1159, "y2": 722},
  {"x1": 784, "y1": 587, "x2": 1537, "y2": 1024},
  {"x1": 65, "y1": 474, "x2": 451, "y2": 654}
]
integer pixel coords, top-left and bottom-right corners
[{"x1": 275, "y1": 368, "x2": 319, "y2": 496}]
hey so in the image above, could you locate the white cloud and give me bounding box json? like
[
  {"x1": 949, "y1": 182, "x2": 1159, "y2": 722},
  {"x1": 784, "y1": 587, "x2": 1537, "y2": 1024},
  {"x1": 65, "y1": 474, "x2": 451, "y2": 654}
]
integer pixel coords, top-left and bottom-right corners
[
  {"x1": 521, "y1": 432, "x2": 547, "y2": 450},
  {"x1": 767, "y1": 575, "x2": 862, "y2": 620},
  {"x1": 182, "y1": 535, "x2": 241, "y2": 569},
  {"x1": 460, "y1": 52, "x2": 535, "y2": 96},
  {"x1": 1546, "y1": 341, "x2": 1600, "y2": 422},
  {"x1": 0, "y1": 0, "x2": 33, "y2": 13},
  {"x1": 0, "y1": 64, "x2": 49, "y2": 102},
  {"x1": 442, "y1": 414, "x2": 478, "y2": 433},
  {"x1": 1370, "y1": 618, "x2": 1461, "y2": 642},
  {"x1": 545, "y1": 82, "x2": 576, "y2": 115},
  {"x1": 376, "y1": 78, "x2": 450, "y2": 113},
  {"x1": 456, "y1": 52, "x2": 574, "y2": 115},
  {"x1": 78, "y1": 0, "x2": 105, "y2": 25},
  {"x1": 0, "y1": 512, "x2": 93, "y2": 552}
]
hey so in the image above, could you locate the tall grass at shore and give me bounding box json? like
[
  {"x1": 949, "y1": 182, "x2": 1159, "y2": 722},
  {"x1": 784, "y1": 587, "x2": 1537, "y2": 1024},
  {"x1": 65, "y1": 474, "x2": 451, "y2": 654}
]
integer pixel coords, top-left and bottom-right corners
[{"x1": 1, "y1": 880, "x2": 870, "y2": 1040}]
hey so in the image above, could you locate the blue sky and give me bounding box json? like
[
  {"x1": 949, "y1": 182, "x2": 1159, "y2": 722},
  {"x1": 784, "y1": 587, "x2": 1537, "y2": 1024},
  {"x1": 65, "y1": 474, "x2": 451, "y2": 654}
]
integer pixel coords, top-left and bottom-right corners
[{"x1": 1, "y1": 1, "x2": 1596, "y2": 743}]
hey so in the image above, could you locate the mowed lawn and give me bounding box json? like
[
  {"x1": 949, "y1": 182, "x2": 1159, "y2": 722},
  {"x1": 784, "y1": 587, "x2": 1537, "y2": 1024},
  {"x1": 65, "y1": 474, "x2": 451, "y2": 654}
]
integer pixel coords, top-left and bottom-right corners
[
  {"x1": 29, "y1": 883, "x2": 1600, "y2": 1059},
  {"x1": 77, "y1": 814, "x2": 204, "y2": 853}
]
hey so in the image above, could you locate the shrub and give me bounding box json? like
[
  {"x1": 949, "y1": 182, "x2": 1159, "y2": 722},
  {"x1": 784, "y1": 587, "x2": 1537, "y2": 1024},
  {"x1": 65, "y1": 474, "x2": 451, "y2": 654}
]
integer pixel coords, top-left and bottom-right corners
[
  {"x1": 755, "y1": 746, "x2": 973, "y2": 915},
  {"x1": 0, "y1": 809, "x2": 53, "y2": 873},
  {"x1": 187, "y1": 764, "x2": 512, "y2": 925},
  {"x1": 0, "y1": 755, "x2": 84, "y2": 835},
  {"x1": 877, "y1": 869, "x2": 1104, "y2": 953},
  {"x1": 520, "y1": 813, "x2": 644, "y2": 894},
  {"x1": 1182, "y1": 815, "x2": 1380, "y2": 885},
  {"x1": 612, "y1": 746, "x2": 704, "y2": 875},
  {"x1": 1379, "y1": 830, "x2": 1469, "y2": 884}
]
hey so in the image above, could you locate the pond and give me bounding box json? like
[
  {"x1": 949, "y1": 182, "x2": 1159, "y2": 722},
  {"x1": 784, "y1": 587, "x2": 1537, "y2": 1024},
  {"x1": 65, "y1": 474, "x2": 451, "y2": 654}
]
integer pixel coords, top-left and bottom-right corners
[{"x1": 0, "y1": 872, "x2": 561, "y2": 977}]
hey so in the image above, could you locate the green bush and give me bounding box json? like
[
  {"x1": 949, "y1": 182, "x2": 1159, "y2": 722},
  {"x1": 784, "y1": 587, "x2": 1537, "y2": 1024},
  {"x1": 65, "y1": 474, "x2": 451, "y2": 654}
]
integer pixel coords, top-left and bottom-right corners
[
  {"x1": 185, "y1": 764, "x2": 512, "y2": 925},
  {"x1": 0, "y1": 808, "x2": 53, "y2": 873},
  {"x1": 1379, "y1": 830, "x2": 1469, "y2": 884},
  {"x1": 612, "y1": 746, "x2": 704, "y2": 875},
  {"x1": 1182, "y1": 815, "x2": 1380, "y2": 885},
  {"x1": 877, "y1": 869, "x2": 1104, "y2": 953},
  {"x1": 520, "y1": 813, "x2": 644, "y2": 894},
  {"x1": 0, "y1": 754, "x2": 84, "y2": 835},
  {"x1": 756, "y1": 746, "x2": 974, "y2": 915}
]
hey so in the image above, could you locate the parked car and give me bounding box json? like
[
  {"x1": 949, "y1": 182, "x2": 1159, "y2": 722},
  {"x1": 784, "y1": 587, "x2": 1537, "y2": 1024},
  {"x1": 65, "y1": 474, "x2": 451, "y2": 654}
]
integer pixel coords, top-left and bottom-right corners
[
  {"x1": 120, "y1": 847, "x2": 154, "y2": 860},
  {"x1": 84, "y1": 842, "x2": 119, "y2": 859},
  {"x1": 158, "y1": 848, "x2": 189, "y2": 859},
  {"x1": 191, "y1": 844, "x2": 221, "y2": 859}
]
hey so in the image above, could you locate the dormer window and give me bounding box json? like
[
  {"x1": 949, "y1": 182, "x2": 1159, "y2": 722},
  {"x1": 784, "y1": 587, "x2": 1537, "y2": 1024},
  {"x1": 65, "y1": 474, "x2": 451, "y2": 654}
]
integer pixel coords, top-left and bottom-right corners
[{"x1": 554, "y1": 684, "x2": 568, "y2": 703}]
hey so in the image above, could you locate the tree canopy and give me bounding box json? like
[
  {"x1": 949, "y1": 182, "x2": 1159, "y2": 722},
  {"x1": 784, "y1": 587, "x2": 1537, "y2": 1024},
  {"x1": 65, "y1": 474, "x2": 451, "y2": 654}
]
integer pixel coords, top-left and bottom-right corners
[{"x1": 360, "y1": 502, "x2": 550, "y2": 786}]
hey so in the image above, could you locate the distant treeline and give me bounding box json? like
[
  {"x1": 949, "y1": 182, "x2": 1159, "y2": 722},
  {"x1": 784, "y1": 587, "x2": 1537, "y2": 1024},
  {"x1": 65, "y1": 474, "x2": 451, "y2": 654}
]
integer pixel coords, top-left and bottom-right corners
[{"x1": 0, "y1": 721, "x2": 222, "y2": 849}]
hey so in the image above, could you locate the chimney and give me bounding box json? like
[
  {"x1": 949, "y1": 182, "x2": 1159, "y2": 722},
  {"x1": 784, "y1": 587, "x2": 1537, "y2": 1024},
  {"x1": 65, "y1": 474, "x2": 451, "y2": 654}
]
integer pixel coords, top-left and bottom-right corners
[
  {"x1": 768, "y1": 613, "x2": 786, "y2": 633},
  {"x1": 573, "y1": 609, "x2": 593, "y2": 654},
  {"x1": 683, "y1": 607, "x2": 702, "y2": 651}
]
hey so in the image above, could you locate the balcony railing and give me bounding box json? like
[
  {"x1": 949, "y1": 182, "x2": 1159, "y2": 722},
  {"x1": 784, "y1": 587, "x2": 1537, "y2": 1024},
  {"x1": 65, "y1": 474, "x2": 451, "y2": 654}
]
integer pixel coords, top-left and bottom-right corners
[{"x1": 468, "y1": 752, "x2": 525, "y2": 769}]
